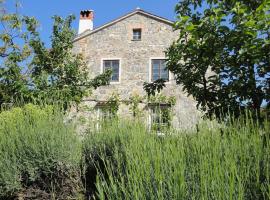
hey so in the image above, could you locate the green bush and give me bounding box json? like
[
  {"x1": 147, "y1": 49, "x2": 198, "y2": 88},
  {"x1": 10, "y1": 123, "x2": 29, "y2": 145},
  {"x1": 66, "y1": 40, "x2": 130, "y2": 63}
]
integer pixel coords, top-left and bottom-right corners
[
  {"x1": 0, "y1": 104, "x2": 82, "y2": 199},
  {"x1": 84, "y1": 119, "x2": 270, "y2": 200}
]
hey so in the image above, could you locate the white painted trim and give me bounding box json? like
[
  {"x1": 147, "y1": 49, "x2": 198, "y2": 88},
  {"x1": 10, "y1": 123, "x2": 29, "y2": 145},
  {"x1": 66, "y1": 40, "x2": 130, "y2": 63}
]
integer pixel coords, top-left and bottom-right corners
[
  {"x1": 148, "y1": 108, "x2": 152, "y2": 132},
  {"x1": 78, "y1": 19, "x2": 93, "y2": 34},
  {"x1": 148, "y1": 57, "x2": 172, "y2": 84},
  {"x1": 101, "y1": 58, "x2": 122, "y2": 84}
]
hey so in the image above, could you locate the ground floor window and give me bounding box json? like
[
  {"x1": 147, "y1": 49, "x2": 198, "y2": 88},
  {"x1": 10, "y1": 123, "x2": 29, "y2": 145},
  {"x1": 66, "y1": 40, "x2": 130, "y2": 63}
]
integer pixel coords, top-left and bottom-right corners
[
  {"x1": 95, "y1": 102, "x2": 118, "y2": 130},
  {"x1": 148, "y1": 104, "x2": 172, "y2": 132}
]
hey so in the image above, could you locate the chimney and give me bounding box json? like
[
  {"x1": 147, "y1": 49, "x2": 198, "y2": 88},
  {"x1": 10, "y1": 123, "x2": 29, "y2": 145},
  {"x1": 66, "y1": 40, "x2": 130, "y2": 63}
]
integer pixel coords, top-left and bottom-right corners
[{"x1": 78, "y1": 10, "x2": 94, "y2": 34}]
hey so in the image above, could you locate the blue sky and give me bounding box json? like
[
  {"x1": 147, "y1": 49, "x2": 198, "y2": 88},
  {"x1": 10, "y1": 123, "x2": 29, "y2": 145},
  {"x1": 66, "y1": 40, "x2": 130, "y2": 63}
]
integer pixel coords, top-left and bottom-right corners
[{"x1": 5, "y1": 0, "x2": 179, "y2": 47}]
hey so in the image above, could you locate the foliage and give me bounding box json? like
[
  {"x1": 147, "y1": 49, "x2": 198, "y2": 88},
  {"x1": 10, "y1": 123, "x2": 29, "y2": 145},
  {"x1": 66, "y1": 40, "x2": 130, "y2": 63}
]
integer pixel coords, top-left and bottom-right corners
[
  {"x1": 143, "y1": 78, "x2": 176, "y2": 130},
  {"x1": 106, "y1": 92, "x2": 120, "y2": 117},
  {"x1": 147, "y1": 93, "x2": 176, "y2": 106},
  {"x1": 128, "y1": 93, "x2": 144, "y2": 117},
  {"x1": 0, "y1": 103, "x2": 269, "y2": 199},
  {"x1": 84, "y1": 118, "x2": 270, "y2": 200},
  {"x1": 166, "y1": 0, "x2": 270, "y2": 118},
  {"x1": 144, "y1": 90, "x2": 176, "y2": 131},
  {"x1": 0, "y1": 1, "x2": 38, "y2": 104},
  {"x1": 96, "y1": 92, "x2": 120, "y2": 125},
  {"x1": 150, "y1": 107, "x2": 173, "y2": 132},
  {"x1": 28, "y1": 15, "x2": 109, "y2": 105},
  {"x1": 0, "y1": 2, "x2": 111, "y2": 107},
  {"x1": 147, "y1": 94, "x2": 176, "y2": 132},
  {"x1": 90, "y1": 69, "x2": 112, "y2": 89},
  {"x1": 143, "y1": 79, "x2": 166, "y2": 97},
  {"x1": 0, "y1": 104, "x2": 82, "y2": 199}
]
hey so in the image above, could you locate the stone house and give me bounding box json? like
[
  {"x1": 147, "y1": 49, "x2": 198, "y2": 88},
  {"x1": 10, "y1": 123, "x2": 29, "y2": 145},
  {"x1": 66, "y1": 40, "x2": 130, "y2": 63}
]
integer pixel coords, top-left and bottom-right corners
[{"x1": 72, "y1": 8, "x2": 200, "y2": 130}]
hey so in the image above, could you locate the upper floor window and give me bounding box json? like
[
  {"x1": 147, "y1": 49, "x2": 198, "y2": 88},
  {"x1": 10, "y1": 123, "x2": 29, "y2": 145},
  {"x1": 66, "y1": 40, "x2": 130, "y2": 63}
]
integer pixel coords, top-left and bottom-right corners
[
  {"x1": 151, "y1": 59, "x2": 169, "y2": 82},
  {"x1": 133, "y1": 28, "x2": 142, "y2": 40},
  {"x1": 103, "y1": 60, "x2": 120, "y2": 82}
]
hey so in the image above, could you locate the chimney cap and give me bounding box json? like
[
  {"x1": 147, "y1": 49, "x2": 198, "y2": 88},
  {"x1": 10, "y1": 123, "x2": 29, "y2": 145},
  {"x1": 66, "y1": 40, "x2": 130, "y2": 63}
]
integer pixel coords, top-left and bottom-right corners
[
  {"x1": 80, "y1": 9, "x2": 94, "y2": 12},
  {"x1": 80, "y1": 10, "x2": 94, "y2": 20}
]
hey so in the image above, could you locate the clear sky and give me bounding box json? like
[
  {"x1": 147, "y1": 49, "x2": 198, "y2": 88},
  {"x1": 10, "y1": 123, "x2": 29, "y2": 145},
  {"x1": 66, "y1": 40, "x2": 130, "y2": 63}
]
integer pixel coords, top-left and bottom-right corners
[{"x1": 5, "y1": 0, "x2": 179, "y2": 47}]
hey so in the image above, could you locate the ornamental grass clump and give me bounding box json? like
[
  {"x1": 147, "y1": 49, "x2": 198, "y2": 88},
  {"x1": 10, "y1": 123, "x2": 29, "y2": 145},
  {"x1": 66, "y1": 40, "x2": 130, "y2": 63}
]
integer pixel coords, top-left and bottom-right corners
[{"x1": 0, "y1": 104, "x2": 82, "y2": 199}]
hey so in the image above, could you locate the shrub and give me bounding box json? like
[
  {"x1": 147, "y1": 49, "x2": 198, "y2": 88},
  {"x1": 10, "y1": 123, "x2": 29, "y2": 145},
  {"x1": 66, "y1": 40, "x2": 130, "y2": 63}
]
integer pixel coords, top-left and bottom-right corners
[{"x1": 0, "y1": 104, "x2": 82, "y2": 199}]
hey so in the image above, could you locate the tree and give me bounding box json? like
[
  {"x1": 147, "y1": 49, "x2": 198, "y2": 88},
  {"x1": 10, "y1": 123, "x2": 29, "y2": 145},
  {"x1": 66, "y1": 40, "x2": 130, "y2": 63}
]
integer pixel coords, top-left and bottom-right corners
[
  {"x1": 166, "y1": 0, "x2": 270, "y2": 118},
  {"x1": 28, "y1": 15, "x2": 111, "y2": 105},
  {"x1": 0, "y1": 1, "x2": 37, "y2": 105},
  {"x1": 0, "y1": 1, "x2": 111, "y2": 107}
]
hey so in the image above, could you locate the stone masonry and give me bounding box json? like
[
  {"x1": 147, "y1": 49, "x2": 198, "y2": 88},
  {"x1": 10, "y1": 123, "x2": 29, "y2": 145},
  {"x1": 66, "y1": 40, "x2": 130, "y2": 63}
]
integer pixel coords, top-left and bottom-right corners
[{"x1": 72, "y1": 9, "x2": 201, "y2": 130}]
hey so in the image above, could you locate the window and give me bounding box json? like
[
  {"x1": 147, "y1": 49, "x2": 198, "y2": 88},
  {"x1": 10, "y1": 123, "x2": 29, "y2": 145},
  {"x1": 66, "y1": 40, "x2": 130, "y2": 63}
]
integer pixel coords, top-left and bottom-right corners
[
  {"x1": 133, "y1": 28, "x2": 142, "y2": 40},
  {"x1": 103, "y1": 60, "x2": 120, "y2": 82},
  {"x1": 97, "y1": 106, "x2": 112, "y2": 121},
  {"x1": 95, "y1": 104, "x2": 117, "y2": 130},
  {"x1": 151, "y1": 59, "x2": 169, "y2": 82},
  {"x1": 149, "y1": 104, "x2": 171, "y2": 132}
]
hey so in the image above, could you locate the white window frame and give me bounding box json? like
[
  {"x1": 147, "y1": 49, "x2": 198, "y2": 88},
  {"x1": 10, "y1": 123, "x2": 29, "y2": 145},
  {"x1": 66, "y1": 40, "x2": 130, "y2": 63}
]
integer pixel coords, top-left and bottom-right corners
[
  {"x1": 95, "y1": 105, "x2": 114, "y2": 130},
  {"x1": 101, "y1": 58, "x2": 122, "y2": 84},
  {"x1": 149, "y1": 57, "x2": 172, "y2": 84},
  {"x1": 147, "y1": 104, "x2": 171, "y2": 133}
]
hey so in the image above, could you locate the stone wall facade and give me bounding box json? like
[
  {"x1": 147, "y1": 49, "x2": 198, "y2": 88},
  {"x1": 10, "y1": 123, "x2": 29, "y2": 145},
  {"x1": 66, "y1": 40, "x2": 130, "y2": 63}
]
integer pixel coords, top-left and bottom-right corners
[{"x1": 73, "y1": 11, "x2": 201, "y2": 130}]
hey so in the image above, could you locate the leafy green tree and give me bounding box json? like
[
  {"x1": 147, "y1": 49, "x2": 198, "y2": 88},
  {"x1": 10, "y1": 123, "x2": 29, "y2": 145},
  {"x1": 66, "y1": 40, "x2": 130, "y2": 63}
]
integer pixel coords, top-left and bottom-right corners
[
  {"x1": 0, "y1": 1, "x2": 111, "y2": 107},
  {"x1": 166, "y1": 0, "x2": 270, "y2": 118},
  {"x1": 28, "y1": 15, "x2": 111, "y2": 105},
  {"x1": 0, "y1": 1, "x2": 37, "y2": 105}
]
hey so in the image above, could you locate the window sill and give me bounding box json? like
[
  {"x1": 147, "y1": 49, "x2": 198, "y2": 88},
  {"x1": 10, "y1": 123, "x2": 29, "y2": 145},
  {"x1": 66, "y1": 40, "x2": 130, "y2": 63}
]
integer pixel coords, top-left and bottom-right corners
[
  {"x1": 109, "y1": 81, "x2": 121, "y2": 85},
  {"x1": 149, "y1": 80, "x2": 171, "y2": 84},
  {"x1": 131, "y1": 39, "x2": 141, "y2": 41}
]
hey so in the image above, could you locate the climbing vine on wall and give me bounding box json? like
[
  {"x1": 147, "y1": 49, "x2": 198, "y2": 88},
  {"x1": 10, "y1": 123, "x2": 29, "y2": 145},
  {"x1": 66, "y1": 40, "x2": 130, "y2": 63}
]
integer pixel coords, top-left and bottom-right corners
[
  {"x1": 147, "y1": 94, "x2": 176, "y2": 106},
  {"x1": 94, "y1": 90, "x2": 176, "y2": 131},
  {"x1": 105, "y1": 92, "x2": 120, "y2": 118},
  {"x1": 147, "y1": 94, "x2": 176, "y2": 131},
  {"x1": 128, "y1": 94, "x2": 144, "y2": 117}
]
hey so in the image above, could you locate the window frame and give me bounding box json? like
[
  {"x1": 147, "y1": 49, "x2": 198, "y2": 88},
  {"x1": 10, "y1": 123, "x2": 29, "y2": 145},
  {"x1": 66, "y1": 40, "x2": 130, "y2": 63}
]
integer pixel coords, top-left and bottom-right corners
[
  {"x1": 132, "y1": 28, "x2": 142, "y2": 41},
  {"x1": 148, "y1": 104, "x2": 172, "y2": 133},
  {"x1": 101, "y1": 58, "x2": 121, "y2": 84},
  {"x1": 149, "y1": 57, "x2": 171, "y2": 83},
  {"x1": 95, "y1": 105, "x2": 115, "y2": 130}
]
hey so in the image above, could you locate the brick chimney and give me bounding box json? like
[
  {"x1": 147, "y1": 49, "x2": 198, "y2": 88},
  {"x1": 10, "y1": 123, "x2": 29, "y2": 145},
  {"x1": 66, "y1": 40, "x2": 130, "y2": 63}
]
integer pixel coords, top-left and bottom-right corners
[{"x1": 78, "y1": 10, "x2": 94, "y2": 34}]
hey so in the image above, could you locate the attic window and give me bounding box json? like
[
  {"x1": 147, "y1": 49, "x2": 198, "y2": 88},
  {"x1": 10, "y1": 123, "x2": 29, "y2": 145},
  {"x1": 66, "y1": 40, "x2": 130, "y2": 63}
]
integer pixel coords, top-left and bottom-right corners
[{"x1": 133, "y1": 28, "x2": 142, "y2": 40}]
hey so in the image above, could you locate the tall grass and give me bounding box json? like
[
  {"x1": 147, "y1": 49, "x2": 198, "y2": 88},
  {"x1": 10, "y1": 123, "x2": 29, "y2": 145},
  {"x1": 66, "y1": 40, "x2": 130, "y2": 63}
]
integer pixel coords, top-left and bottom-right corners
[
  {"x1": 0, "y1": 104, "x2": 269, "y2": 199},
  {"x1": 84, "y1": 118, "x2": 270, "y2": 200},
  {"x1": 0, "y1": 104, "x2": 82, "y2": 199}
]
